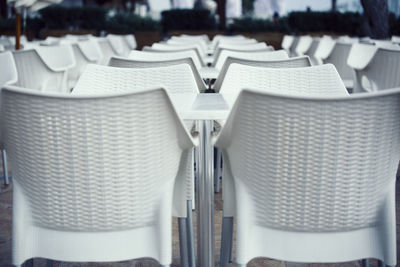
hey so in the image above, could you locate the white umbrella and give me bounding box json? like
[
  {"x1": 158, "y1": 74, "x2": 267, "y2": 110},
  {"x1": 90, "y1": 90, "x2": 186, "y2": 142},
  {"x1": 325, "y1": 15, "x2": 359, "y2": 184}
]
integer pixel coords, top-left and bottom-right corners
[
  {"x1": 172, "y1": 0, "x2": 194, "y2": 9},
  {"x1": 226, "y1": 0, "x2": 242, "y2": 19},
  {"x1": 7, "y1": 0, "x2": 62, "y2": 49},
  {"x1": 254, "y1": 0, "x2": 285, "y2": 18}
]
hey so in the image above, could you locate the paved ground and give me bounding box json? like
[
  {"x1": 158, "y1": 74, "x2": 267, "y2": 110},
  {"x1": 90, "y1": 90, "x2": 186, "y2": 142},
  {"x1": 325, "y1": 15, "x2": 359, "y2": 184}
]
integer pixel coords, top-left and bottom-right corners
[{"x1": 0, "y1": 163, "x2": 398, "y2": 267}]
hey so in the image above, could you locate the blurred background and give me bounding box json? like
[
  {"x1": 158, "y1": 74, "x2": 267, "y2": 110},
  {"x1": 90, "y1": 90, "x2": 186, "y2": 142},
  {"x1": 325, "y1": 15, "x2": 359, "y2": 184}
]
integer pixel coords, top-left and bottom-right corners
[{"x1": 0, "y1": 0, "x2": 399, "y2": 49}]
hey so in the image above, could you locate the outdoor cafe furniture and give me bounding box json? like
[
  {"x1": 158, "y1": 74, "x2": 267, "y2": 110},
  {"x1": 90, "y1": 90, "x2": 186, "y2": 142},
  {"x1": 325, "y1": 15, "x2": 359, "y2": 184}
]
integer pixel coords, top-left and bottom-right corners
[
  {"x1": 212, "y1": 55, "x2": 311, "y2": 92},
  {"x1": 3, "y1": 86, "x2": 196, "y2": 267},
  {"x1": 216, "y1": 88, "x2": 400, "y2": 267},
  {"x1": 0, "y1": 51, "x2": 18, "y2": 186},
  {"x1": 314, "y1": 38, "x2": 355, "y2": 89},
  {"x1": 12, "y1": 45, "x2": 75, "y2": 93},
  {"x1": 347, "y1": 42, "x2": 400, "y2": 93}
]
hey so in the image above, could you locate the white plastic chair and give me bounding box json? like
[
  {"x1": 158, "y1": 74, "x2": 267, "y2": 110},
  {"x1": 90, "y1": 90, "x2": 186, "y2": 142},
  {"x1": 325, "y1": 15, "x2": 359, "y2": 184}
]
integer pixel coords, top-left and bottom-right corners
[
  {"x1": 314, "y1": 38, "x2": 354, "y2": 89},
  {"x1": 281, "y1": 34, "x2": 294, "y2": 52},
  {"x1": 303, "y1": 38, "x2": 322, "y2": 65},
  {"x1": 218, "y1": 63, "x2": 347, "y2": 107},
  {"x1": 144, "y1": 44, "x2": 206, "y2": 66},
  {"x1": 107, "y1": 34, "x2": 131, "y2": 57},
  {"x1": 216, "y1": 87, "x2": 400, "y2": 267},
  {"x1": 347, "y1": 43, "x2": 400, "y2": 93},
  {"x1": 110, "y1": 54, "x2": 207, "y2": 92},
  {"x1": 295, "y1": 35, "x2": 313, "y2": 56},
  {"x1": 214, "y1": 49, "x2": 288, "y2": 72},
  {"x1": 392, "y1": 35, "x2": 400, "y2": 44},
  {"x1": 12, "y1": 45, "x2": 75, "y2": 93},
  {"x1": 167, "y1": 38, "x2": 208, "y2": 55},
  {"x1": 95, "y1": 37, "x2": 120, "y2": 65},
  {"x1": 0, "y1": 51, "x2": 18, "y2": 186},
  {"x1": 213, "y1": 42, "x2": 272, "y2": 67},
  {"x1": 72, "y1": 63, "x2": 198, "y2": 267},
  {"x1": 61, "y1": 40, "x2": 103, "y2": 89},
  {"x1": 124, "y1": 34, "x2": 137, "y2": 50},
  {"x1": 213, "y1": 55, "x2": 311, "y2": 92},
  {"x1": 2, "y1": 85, "x2": 196, "y2": 267},
  {"x1": 211, "y1": 35, "x2": 246, "y2": 50}
]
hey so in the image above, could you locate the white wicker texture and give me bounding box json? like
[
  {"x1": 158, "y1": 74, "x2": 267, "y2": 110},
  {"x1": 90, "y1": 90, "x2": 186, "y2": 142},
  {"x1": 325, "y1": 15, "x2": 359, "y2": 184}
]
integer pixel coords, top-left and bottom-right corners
[
  {"x1": 12, "y1": 49, "x2": 70, "y2": 93},
  {"x1": 219, "y1": 63, "x2": 348, "y2": 106},
  {"x1": 3, "y1": 86, "x2": 195, "y2": 265},
  {"x1": 214, "y1": 49, "x2": 288, "y2": 71},
  {"x1": 109, "y1": 56, "x2": 207, "y2": 92},
  {"x1": 72, "y1": 64, "x2": 198, "y2": 217},
  {"x1": 96, "y1": 37, "x2": 119, "y2": 65},
  {"x1": 213, "y1": 42, "x2": 272, "y2": 67},
  {"x1": 347, "y1": 43, "x2": 400, "y2": 93},
  {"x1": 0, "y1": 51, "x2": 18, "y2": 147},
  {"x1": 129, "y1": 49, "x2": 203, "y2": 71},
  {"x1": 143, "y1": 45, "x2": 206, "y2": 67},
  {"x1": 315, "y1": 39, "x2": 354, "y2": 87},
  {"x1": 213, "y1": 55, "x2": 310, "y2": 92},
  {"x1": 216, "y1": 88, "x2": 400, "y2": 265}
]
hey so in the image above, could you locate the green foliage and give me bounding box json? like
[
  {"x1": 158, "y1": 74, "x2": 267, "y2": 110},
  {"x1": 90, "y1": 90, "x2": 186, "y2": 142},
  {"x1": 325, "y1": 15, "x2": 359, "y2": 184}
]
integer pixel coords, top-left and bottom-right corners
[
  {"x1": 287, "y1": 11, "x2": 364, "y2": 35},
  {"x1": 229, "y1": 12, "x2": 365, "y2": 35},
  {"x1": 242, "y1": 0, "x2": 255, "y2": 15},
  {"x1": 389, "y1": 13, "x2": 400, "y2": 35},
  {"x1": 0, "y1": 17, "x2": 44, "y2": 32},
  {"x1": 106, "y1": 13, "x2": 160, "y2": 33},
  {"x1": 229, "y1": 16, "x2": 290, "y2": 32},
  {"x1": 161, "y1": 9, "x2": 216, "y2": 32},
  {"x1": 39, "y1": 5, "x2": 107, "y2": 30}
]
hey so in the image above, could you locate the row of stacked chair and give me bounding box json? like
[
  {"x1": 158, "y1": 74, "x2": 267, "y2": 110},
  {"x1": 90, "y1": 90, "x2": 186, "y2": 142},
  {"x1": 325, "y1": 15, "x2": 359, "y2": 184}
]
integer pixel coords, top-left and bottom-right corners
[
  {"x1": 0, "y1": 33, "x2": 399, "y2": 267},
  {"x1": 282, "y1": 34, "x2": 400, "y2": 92}
]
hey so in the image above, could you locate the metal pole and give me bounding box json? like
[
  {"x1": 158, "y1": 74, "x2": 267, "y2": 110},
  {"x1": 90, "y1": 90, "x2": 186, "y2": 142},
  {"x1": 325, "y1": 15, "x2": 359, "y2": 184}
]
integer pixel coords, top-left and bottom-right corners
[
  {"x1": 15, "y1": 12, "x2": 21, "y2": 50},
  {"x1": 196, "y1": 120, "x2": 215, "y2": 267}
]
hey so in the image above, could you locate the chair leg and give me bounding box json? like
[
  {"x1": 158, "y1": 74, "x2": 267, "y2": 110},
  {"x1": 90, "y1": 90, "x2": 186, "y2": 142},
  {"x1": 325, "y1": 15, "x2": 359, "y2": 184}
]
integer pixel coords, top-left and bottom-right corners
[
  {"x1": 186, "y1": 200, "x2": 195, "y2": 267},
  {"x1": 214, "y1": 148, "x2": 222, "y2": 193},
  {"x1": 2, "y1": 149, "x2": 9, "y2": 185},
  {"x1": 362, "y1": 259, "x2": 370, "y2": 267},
  {"x1": 24, "y1": 259, "x2": 33, "y2": 267},
  {"x1": 178, "y1": 218, "x2": 189, "y2": 267},
  {"x1": 220, "y1": 217, "x2": 234, "y2": 267}
]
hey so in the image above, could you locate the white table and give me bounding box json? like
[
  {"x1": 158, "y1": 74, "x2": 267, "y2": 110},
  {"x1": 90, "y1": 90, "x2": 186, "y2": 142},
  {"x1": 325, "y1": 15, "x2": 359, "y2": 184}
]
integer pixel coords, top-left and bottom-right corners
[
  {"x1": 199, "y1": 67, "x2": 220, "y2": 80},
  {"x1": 179, "y1": 94, "x2": 230, "y2": 267}
]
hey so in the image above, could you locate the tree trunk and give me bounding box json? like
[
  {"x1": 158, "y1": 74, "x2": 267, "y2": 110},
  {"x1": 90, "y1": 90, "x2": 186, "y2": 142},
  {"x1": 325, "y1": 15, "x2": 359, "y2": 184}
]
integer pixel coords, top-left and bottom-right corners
[
  {"x1": 217, "y1": 0, "x2": 226, "y2": 30},
  {"x1": 0, "y1": 0, "x2": 7, "y2": 18},
  {"x1": 361, "y1": 0, "x2": 389, "y2": 39},
  {"x1": 331, "y1": 0, "x2": 337, "y2": 12}
]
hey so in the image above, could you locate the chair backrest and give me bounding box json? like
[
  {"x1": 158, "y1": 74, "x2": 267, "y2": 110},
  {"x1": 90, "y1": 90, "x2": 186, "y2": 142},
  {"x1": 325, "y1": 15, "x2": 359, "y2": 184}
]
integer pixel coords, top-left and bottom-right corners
[
  {"x1": 213, "y1": 56, "x2": 311, "y2": 92},
  {"x1": 108, "y1": 56, "x2": 207, "y2": 92},
  {"x1": 211, "y1": 35, "x2": 246, "y2": 49},
  {"x1": 0, "y1": 51, "x2": 18, "y2": 86},
  {"x1": 96, "y1": 37, "x2": 119, "y2": 65},
  {"x1": 304, "y1": 38, "x2": 322, "y2": 65},
  {"x1": 219, "y1": 64, "x2": 348, "y2": 105},
  {"x1": 213, "y1": 44, "x2": 273, "y2": 68},
  {"x1": 12, "y1": 49, "x2": 69, "y2": 93},
  {"x1": 295, "y1": 35, "x2": 313, "y2": 56},
  {"x1": 145, "y1": 44, "x2": 206, "y2": 66},
  {"x1": 2, "y1": 85, "x2": 194, "y2": 232},
  {"x1": 152, "y1": 42, "x2": 205, "y2": 56},
  {"x1": 315, "y1": 39, "x2": 354, "y2": 82},
  {"x1": 124, "y1": 34, "x2": 137, "y2": 50},
  {"x1": 129, "y1": 49, "x2": 203, "y2": 71},
  {"x1": 281, "y1": 34, "x2": 294, "y2": 51},
  {"x1": 392, "y1": 35, "x2": 400, "y2": 44},
  {"x1": 216, "y1": 38, "x2": 257, "y2": 48},
  {"x1": 215, "y1": 87, "x2": 400, "y2": 232},
  {"x1": 107, "y1": 34, "x2": 131, "y2": 56},
  {"x1": 347, "y1": 42, "x2": 400, "y2": 92},
  {"x1": 214, "y1": 49, "x2": 288, "y2": 71},
  {"x1": 167, "y1": 38, "x2": 208, "y2": 53},
  {"x1": 73, "y1": 64, "x2": 199, "y2": 97}
]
